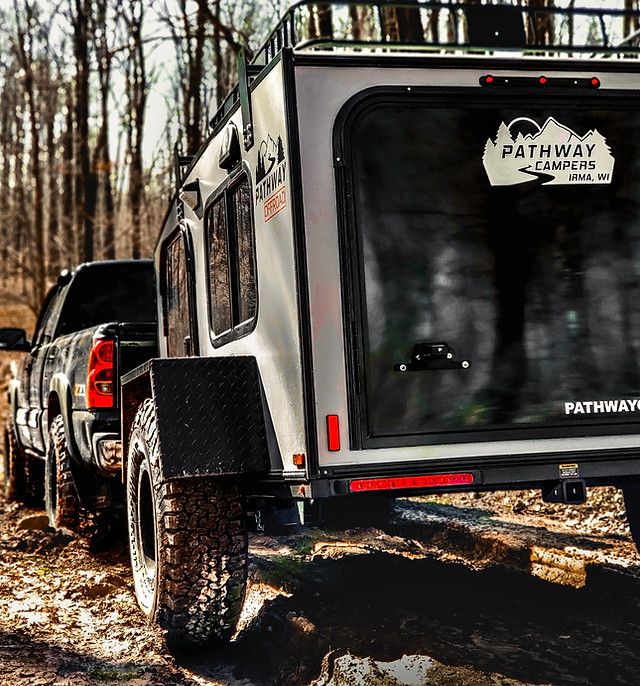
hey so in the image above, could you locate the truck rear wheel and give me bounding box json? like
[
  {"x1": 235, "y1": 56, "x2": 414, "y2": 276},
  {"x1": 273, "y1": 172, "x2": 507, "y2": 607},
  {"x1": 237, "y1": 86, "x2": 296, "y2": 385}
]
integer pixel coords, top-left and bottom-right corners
[
  {"x1": 3, "y1": 423, "x2": 44, "y2": 506},
  {"x1": 127, "y1": 399, "x2": 248, "y2": 647},
  {"x1": 45, "y1": 416, "x2": 80, "y2": 531}
]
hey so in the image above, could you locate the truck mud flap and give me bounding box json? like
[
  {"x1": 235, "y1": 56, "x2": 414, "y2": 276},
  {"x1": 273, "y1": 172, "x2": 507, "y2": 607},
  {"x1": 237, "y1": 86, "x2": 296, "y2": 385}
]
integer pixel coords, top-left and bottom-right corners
[{"x1": 122, "y1": 357, "x2": 270, "y2": 479}]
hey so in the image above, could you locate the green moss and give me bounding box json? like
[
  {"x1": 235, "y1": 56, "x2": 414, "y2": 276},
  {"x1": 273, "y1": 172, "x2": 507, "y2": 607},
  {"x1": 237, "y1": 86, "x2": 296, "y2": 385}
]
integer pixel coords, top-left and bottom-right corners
[
  {"x1": 88, "y1": 666, "x2": 144, "y2": 681},
  {"x1": 259, "y1": 554, "x2": 307, "y2": 587},
  {"x1": 291, "y1": 535, "x2": 315, "y2": 556}
]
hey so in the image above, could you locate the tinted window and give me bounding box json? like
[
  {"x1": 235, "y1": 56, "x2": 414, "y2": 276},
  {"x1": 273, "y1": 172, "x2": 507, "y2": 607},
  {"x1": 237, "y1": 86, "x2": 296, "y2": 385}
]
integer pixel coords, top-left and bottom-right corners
[
  {"x1": 57, "y1": 263, "x2": 156, "y2": 336},
  {"x1": 347, "y1": 96, "x2": 640, "y2": 440},
  {"x1": 232, "y1": 179, "x2": 257, "y2": 324},
  {"x1": 33, "y1": 287, "x2": 63, "y2": 345},
  {"x1": 206, "y1": 174, "x2": 257, "y2": 342},
  {"x1": 163, "y1": 234, "x2": 194, "y2": 357},
  {"x1": 209, "y1": 196, "x2": 233, "y2": 334}
]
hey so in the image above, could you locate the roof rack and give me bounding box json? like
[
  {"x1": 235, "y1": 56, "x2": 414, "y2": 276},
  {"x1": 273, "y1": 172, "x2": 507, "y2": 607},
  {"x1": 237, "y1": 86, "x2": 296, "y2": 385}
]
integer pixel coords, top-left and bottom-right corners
[{"x1": 210, "y1": 1, "x2": 640, "y2": 130}]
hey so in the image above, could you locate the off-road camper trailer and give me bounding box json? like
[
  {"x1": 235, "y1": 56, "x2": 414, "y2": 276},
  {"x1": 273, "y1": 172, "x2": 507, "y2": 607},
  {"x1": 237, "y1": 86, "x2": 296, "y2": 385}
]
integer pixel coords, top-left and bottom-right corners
[{"x1": 121, "y1": 1, "x2": 640, "y2": 645}]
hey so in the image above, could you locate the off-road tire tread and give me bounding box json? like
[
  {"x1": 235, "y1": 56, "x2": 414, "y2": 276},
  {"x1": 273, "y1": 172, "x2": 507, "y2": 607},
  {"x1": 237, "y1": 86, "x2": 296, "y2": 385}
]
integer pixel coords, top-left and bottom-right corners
[
  {"x1": 3, "y1": 423, "x2": 44, "y2": 505},
  {"x1": 3, "y1": 425, "x2": 21, "y2": 501},
  {"x1": 45, "y1": 416, "x2": 80, "y2": 531},
  {"x1": 128, "y1": 398, "x2": 248, "y2": 647}
]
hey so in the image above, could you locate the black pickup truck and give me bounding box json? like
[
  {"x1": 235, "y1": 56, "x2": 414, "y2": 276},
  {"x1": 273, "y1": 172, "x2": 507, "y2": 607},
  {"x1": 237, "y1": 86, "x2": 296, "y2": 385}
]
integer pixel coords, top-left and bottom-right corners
[{"x1": 0, "y1": 260, "x2": 157, "y2": 530}]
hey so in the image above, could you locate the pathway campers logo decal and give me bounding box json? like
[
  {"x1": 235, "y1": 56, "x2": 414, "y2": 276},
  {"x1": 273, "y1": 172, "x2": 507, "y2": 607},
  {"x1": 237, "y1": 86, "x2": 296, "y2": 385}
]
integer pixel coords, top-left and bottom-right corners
[
  {"x1": 256, "y1": 134, "x2": 287, "y2": 222},
  {"x1": 483, "y1": 117, "x2": 615, "y2": 187}
]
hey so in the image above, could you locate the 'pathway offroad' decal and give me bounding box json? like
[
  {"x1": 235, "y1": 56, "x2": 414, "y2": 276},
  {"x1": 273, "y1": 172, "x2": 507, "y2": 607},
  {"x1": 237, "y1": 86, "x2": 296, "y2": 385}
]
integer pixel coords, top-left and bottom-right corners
[
  {"x1": 483, "y1": 117, "x2": 615, "y2": 187},
  {"x1": 256, "y1": 134, "x2": 287, "y2": 222}
]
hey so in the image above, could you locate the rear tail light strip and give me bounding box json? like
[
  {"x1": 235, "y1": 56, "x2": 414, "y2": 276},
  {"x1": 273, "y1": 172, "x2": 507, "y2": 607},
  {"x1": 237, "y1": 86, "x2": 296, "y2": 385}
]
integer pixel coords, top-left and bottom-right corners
[{"x1": 350, "y1": 472, "x2": 475, "y2": 493}]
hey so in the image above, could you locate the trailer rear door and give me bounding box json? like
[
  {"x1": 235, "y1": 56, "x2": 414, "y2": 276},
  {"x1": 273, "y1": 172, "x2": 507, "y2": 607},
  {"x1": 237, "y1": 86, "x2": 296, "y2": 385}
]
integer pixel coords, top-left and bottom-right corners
[{"x1": 340, "y1": 91, "x2": 640, "y2": 448}]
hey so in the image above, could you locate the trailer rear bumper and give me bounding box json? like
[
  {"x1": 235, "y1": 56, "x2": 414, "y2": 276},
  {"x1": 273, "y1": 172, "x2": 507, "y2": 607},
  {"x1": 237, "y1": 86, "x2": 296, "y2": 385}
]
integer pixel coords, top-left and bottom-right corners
[{"x1": 308, "y1": 448, "x2": 640, "y2": 498}]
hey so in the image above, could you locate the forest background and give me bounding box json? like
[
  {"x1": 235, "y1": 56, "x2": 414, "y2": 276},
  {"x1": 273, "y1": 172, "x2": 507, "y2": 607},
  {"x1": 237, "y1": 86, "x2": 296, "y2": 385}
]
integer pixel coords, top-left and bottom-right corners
[{"x1": 0, "y1": 0, "x2": 638, "y2": 318}]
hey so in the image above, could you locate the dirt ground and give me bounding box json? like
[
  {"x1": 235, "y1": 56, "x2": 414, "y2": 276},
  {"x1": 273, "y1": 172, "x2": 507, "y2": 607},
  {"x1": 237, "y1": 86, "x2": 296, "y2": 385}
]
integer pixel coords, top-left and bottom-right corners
[
  {"x1": 3, "y1": 304, "x2": 640, "y2": 685},
  {"x1": 1, "y1": 484, "x2": 640, "y2": 686}
]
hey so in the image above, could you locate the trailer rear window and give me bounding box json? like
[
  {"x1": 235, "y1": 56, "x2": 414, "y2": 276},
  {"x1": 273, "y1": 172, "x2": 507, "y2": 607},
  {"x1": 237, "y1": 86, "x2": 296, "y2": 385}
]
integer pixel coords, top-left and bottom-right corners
[
  {"x1": 206, "y1": 173, "x2": 257, "y2": 344},
  {"x1": 341, "y1": 91, "x2": 640, "y2": 445}
]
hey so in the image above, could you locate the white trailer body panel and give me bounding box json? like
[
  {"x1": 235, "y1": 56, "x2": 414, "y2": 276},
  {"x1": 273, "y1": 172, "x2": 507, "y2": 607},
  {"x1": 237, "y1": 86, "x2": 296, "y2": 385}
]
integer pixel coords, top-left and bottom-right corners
[
  {"x1": 295, "y1": 59, "x2": 640, "y2": 469},
  {"x1": 155, "y1": 58, "x2": 306, "y2": 476}
]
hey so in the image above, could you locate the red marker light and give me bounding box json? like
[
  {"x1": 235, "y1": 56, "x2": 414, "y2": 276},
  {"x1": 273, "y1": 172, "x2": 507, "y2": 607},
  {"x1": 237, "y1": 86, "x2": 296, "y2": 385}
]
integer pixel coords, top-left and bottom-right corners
[
  {"x1": 591, "y1": 77, "x2": 600, "y2": 87},
  {"x1": 327, "y1": 415, "x2": 340, "y2": 452},
  {"x1": 485, "y1": 75, "x2": 494, "y2": 84},
  {"x1": 539, "y1": 76, "x2": 548, "y2": 85}
]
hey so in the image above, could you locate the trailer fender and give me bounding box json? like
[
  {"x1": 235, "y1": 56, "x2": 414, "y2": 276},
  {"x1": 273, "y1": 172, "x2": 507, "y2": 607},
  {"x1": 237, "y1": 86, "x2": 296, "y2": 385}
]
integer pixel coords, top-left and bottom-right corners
[{"x1": 121, "y1": 356, "x2": 270, "y2": 481}]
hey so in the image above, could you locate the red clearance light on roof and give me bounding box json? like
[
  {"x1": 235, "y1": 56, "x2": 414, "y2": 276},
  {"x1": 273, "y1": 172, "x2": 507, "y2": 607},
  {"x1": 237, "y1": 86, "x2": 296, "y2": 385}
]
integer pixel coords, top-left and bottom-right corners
[
  {"x1": 87, "y1": 338, "x2": 115, "y2": 409},
  {"x1": 327, "y1": 415, "x2": 340, "y2": 452},
  {"x1": 349, "y1": 472, "x2": 474, "y2": 493}
]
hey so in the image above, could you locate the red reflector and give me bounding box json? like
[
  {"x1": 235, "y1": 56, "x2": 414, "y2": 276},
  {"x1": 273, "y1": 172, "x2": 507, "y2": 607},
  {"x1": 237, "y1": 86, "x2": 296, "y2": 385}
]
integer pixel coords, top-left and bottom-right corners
[
  {"x1": 327, "y1": 415, "x2": 340, "y2": 452},
  {"x1": 349, "y1": 472, "x2": 474, "y2": 493}
]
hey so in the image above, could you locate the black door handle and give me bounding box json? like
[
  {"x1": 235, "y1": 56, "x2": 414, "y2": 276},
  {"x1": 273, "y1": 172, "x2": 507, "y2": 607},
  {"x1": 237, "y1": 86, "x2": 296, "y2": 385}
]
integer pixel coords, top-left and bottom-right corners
[{"x1": 394, "y1": 342, "x2": 470, "y2": 372}]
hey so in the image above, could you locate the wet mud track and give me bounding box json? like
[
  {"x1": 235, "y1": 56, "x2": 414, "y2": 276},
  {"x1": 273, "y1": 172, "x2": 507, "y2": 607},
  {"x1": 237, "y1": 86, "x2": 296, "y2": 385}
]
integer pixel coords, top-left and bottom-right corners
[{"x1": 1, "y1": 494, "x2": 639, "y2": 685}]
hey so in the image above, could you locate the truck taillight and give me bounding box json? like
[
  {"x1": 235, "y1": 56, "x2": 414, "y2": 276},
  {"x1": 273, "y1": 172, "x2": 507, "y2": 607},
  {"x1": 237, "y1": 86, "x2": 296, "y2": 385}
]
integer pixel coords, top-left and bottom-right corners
[{"x1": 87, "y1": 338, "x2": 115, "y2": 409}]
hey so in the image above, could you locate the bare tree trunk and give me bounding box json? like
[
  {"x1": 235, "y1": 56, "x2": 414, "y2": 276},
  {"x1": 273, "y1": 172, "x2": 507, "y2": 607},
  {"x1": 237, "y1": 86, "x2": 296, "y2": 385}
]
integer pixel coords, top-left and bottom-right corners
[
  {"x1": 93, "y1": 0, "x2": 115, "y2": 259},
  {"x1": 71, "y1": 0, "x2": 96, "y2": 262},
  {"x1": 383, "y1": 7, "x2": 424, "y2": 42},
  {"x1": 124, "y1": 0, "x2": 148, "y2": 259},
  {"x1": 624, "y1": 0, "x2": 639, "y2": 42},
  {"x1": 61, "y1": 84, "x2": 75, "y2": 268},
  {"x1": 0, "y1": 66, "x2": 12, "y2": 281},
  {"x1": 308, "y1": 4, "x2": 333, "y2": 40},
  {"x1": 213, "y1": 0, "x2": 224, "y2": 105},
  {"x1": 189, "y1": 4, "x2": 205, "y2": 151},
  {"x1": 14, "y1": 0, "x2": 45, "y2": 306},
  {"x1": 527, "y1": 0, "x2": 555, "y2": 46},
  {"x1": 46, "y1": 82, "x2": 60, "y2": 278},
  {"x1": 13, "y1": 82, "x2": 28, "y2": 296},
  {"x1": 349, "y1": 6, "x2": 362, "y2": 40}
]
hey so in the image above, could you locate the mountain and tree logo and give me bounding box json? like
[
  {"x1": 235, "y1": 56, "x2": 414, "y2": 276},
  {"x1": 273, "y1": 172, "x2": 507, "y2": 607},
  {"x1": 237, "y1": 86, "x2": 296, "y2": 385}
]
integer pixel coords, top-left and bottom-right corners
[
  {"x1": 256, "y1": 134, "x2": 285, "y2": 184},
  {"x1": 482, "y1": 117, "x2": 615, "y2": 187},
  {"x1": 255, "y1": 133, "x2": 287, "y2": 221}
]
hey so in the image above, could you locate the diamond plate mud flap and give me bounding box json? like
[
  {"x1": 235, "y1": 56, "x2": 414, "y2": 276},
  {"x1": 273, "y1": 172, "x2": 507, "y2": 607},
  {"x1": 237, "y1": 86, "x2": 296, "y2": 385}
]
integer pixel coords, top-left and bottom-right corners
[{"x1": 122, "y1": 356, "x2": 270, "y2": 479}]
